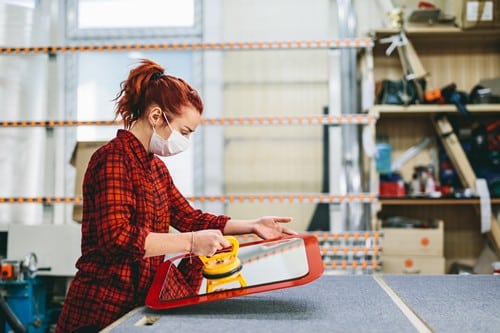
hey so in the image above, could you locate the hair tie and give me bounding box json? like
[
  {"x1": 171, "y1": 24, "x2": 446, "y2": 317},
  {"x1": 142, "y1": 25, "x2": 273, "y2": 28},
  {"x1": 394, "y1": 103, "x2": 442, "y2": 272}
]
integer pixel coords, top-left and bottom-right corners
[
  {"x1": 150, "y1": 71, "x2": 164, "y2": 82},
  {"x1": 132, "y1": 108, "x2": 139, "y2": 118}
]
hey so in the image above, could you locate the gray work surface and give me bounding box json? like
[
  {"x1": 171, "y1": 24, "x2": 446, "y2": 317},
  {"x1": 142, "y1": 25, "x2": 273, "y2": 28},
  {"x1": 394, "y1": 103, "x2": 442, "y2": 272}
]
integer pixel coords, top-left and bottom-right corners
[{"x1": 104, "y1": 275, "x2": 500, "y2": 333}]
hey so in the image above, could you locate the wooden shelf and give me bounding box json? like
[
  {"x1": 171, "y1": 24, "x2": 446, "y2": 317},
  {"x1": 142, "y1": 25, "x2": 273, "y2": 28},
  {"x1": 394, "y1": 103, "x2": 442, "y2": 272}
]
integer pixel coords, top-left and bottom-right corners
[
  {"x1": 380, "y1": 197, "x2": 500, "y2": 205},
  {"x1": 371, "y1": 27, "x2": 500, "y2": 42},
  {"x1": 370, "y1": 104, "x2": 500, "y2": 116},
  {"x1": 373, "y1": 26, "x2": 461, "y2": 34}
]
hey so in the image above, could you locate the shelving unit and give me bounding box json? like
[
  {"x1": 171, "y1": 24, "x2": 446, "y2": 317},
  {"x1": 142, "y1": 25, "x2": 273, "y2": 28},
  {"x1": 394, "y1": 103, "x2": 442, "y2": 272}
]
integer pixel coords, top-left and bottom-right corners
[{"x1": 369, "y1": 26, "x2": 500, "y2": 273}]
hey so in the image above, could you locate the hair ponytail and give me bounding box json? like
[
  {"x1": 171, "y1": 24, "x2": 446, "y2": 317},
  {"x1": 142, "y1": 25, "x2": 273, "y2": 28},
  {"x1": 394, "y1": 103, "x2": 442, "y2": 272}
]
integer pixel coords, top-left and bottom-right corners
[{"x1": 113, "y1": 59, "x2": 203, "y2": 129}]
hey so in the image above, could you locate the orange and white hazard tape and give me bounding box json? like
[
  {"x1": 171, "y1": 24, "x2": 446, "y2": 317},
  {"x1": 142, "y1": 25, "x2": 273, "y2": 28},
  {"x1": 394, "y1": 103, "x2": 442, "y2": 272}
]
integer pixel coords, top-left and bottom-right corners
[
  {"x1": 237, "y1": 232, "x2": 381, "y2": 244},
  {"x1": 0, "y1": 120, "x2": 122, "y2": 128},
  {"x1": 320, "y1": 246, "x2": 381, "y2": 256},
  {"x1": 323, "y1": 260, "x2": 381, "y2": 270},
  {"x1": 0, "y1": 193, "x2": 377, "y2": 204},
  {"x1": 0, "y1": 197, "x2": 81, "y2": 204},
  {"x1": 0, "y1": 39, "x2": 373, "y2": 55},
  {"x1": 0, "y1": 115, "x2": 376, "y2": 128},
  {"x1": 186, "y1": 193, "x2": 378, "y2": 204},
  {"x1": 199, "y1": 115, "x2": 377, "y2": 126},
  {"x1": 314, "y1": 231, "x2": 381, "y2": 241}
]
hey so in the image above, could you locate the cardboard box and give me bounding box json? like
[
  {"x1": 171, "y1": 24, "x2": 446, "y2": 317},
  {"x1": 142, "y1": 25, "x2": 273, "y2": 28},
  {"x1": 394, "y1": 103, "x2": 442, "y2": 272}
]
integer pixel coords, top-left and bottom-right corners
[
  {"x1": 381, "y1": 255, "x2": 445, "y2": 274},
  {"x1": 461, "y1": 0, "x2": 499, "y2": 29},
  {"x1": 381, "y1": 220, "x2": 444, "y2": 256},
  {"x1": 70, "y1": 141, "x2": 107, "y2": 222}
]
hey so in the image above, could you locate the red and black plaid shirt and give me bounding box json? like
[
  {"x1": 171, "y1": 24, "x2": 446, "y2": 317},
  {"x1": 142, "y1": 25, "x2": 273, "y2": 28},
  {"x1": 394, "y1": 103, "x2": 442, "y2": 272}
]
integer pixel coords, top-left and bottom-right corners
[{"x1": 56, "y1": 130, "x2": 229, "y2": 332}]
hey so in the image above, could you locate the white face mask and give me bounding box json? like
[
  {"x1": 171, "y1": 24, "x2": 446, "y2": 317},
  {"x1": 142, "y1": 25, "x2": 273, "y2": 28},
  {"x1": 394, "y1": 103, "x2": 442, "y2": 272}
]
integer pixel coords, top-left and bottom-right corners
[{"x1": 149, "y1": 113, "x2": 190, "y2": 157}]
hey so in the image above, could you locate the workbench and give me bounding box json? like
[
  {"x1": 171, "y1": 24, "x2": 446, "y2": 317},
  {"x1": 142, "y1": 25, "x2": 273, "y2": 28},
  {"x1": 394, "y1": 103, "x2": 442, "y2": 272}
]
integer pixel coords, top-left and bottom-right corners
[{"x1": 103, "y1": 274, "x2": 500, "y2": 333}]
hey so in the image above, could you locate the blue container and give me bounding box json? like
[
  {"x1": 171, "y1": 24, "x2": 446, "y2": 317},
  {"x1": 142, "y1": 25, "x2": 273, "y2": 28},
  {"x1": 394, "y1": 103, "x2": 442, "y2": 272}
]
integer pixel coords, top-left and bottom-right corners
[{"x1": 376, "y1": 143, "x2": 392, "y2": 174}]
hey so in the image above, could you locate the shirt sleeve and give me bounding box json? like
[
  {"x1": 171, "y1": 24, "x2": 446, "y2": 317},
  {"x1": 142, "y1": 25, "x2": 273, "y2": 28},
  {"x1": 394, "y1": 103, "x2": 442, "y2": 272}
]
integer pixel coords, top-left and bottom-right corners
[
  {"x1": 160, "y1": 164, "x2": 230, "y2": 233},
  {"x1": 88, "y1": 150, "x2": 148, "y2": 259}
]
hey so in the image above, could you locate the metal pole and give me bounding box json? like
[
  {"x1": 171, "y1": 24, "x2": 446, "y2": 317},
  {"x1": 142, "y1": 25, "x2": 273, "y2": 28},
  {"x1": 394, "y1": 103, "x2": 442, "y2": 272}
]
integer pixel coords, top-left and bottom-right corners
[{"x1": 330, "y1": 0, "x2": 367, "y2": 231}]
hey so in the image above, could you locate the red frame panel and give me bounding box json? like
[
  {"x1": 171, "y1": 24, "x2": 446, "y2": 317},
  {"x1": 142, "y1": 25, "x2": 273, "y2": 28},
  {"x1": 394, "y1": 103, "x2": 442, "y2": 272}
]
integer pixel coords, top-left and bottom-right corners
[{"x1": 145, "y1": 234, "x2": 323, "y2": 310}]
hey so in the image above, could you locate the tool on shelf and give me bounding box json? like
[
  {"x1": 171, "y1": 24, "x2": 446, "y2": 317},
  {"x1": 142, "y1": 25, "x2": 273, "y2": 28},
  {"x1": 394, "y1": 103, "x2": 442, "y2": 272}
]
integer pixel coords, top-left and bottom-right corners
[
  {"x1": 391, "y1": 137, "x2": 434, "y2": 173},
  {"x1": 379, "y1": 7, "x2": 427, "y2": 104},
  {"x1": 425, "y1": 83, "x2": 470, "y2": 117}
]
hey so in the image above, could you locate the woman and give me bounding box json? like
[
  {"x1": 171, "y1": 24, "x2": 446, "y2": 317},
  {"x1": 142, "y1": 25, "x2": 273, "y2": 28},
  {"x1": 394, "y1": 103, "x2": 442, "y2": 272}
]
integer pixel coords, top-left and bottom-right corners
[{"x1": 55, "y1": 59, "x2": 296, "y2": 333}]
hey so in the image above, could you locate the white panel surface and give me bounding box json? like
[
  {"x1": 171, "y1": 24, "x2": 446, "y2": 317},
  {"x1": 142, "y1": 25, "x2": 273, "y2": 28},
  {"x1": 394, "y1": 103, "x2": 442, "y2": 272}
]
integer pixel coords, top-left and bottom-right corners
[
  {"x1": 222, "y1": 0, "x2": 330, "y2": 41},
  {"x1": 7, "y1": 224, "x2": 81, "y2": 276}
]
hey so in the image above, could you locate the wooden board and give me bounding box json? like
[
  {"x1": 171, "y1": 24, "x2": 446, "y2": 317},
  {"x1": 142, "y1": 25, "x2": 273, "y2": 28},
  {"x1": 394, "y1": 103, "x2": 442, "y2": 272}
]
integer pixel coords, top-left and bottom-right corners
[
  {"x1": 431, "y1": 114, "x2": 477, "y2": 192},
  {"x1": 432, "y1": 114, "x2": 500, "y2": 253}
]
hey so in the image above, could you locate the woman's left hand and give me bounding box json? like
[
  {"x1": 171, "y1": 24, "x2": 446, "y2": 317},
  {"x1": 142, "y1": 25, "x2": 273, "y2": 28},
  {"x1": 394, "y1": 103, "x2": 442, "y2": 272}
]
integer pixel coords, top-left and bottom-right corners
[{"x1": 252, "y1": 216, "x2": 297, "y2": 240}]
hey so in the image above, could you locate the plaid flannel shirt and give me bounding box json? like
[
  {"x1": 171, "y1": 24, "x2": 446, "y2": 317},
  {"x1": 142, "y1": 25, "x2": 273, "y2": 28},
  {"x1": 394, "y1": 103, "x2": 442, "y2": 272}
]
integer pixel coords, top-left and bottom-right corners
[{"x1": 55, "y1": 130, "x2": 229, "y2": 332}]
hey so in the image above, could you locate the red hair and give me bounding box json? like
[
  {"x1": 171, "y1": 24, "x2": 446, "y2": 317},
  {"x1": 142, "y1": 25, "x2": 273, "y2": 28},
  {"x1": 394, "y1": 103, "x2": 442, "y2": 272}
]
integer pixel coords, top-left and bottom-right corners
[{"x1": 114, "y1": 59, "x2": 203, "y2": 129}]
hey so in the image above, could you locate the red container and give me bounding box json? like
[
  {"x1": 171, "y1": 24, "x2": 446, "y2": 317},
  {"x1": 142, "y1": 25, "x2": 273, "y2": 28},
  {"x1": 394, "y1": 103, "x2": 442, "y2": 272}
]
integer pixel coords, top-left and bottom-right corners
[{"x1": 379, "y1": 180, "x2": 406, "y2": 197}]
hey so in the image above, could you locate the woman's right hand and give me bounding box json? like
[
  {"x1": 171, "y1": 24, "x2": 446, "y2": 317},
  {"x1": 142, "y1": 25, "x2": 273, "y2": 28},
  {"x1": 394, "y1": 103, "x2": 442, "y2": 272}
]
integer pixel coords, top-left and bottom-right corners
[{"x1": 190, "y1": 229, "x2": 231, "y2": 257}]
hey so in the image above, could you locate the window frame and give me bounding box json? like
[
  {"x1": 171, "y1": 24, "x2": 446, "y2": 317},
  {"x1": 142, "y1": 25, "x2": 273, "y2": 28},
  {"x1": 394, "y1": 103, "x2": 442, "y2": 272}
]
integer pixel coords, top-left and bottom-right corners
[{"x1": 65, "y1": 0, "x2": 202, "y2": 40}]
